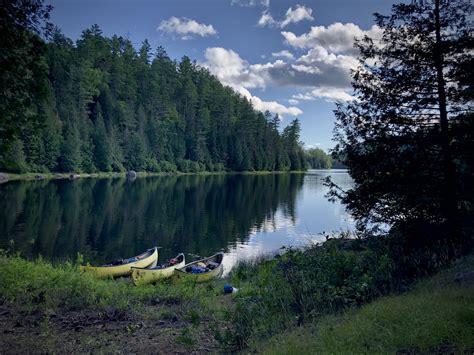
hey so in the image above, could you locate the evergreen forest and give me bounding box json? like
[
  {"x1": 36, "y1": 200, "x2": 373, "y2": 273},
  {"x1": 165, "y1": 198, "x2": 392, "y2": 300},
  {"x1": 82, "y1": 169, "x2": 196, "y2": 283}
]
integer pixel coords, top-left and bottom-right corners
[{"x1": 1, "y1": 18, "x2": 306, "y2": 174}]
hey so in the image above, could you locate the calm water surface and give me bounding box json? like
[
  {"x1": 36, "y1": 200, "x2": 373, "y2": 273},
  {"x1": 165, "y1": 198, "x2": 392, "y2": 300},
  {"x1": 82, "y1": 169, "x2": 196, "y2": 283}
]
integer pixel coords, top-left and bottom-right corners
[{"x1": 0, "y1": 170, "x2": 353, "y2": 274}]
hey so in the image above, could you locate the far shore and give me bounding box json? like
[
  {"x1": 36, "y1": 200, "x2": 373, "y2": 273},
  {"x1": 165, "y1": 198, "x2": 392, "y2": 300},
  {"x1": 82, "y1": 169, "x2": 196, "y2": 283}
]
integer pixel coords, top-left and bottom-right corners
[{"x1": 0, "y1": 169, "x2": 310, "y2": 183}]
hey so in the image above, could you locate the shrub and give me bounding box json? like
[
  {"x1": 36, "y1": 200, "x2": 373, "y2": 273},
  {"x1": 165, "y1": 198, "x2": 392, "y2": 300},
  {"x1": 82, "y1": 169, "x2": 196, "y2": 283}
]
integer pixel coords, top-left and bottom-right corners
[
  {"x1": 145, "y1": 158, "x2": 161, "y2": 172},
  {"x1": 159, "y1": 160, "x2": 177, "y2": 173},
  {"x1": 224, "y1": 236, "x2": 396, "y2": 350},
  {"x1": 176, "y1": 159, "x2": 191, "y2": 173}
]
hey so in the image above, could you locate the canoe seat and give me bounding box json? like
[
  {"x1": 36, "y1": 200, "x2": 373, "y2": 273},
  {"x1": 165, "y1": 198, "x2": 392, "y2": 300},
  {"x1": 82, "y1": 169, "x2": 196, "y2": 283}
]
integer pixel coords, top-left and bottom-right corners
[
  {"x1": 104, "y1": 257, "x2": 137, "y2": 266},
  {"x1": 207, "y1": 262, "x2": 219, "y2": 270}
]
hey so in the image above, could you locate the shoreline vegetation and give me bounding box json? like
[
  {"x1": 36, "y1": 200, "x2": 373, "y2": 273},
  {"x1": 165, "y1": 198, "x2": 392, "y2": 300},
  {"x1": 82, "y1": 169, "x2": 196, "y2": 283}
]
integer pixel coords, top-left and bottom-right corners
[
  {"x1": 0, "y1": 169, "x2": 309, "y2": 183},
  {"x1": 0, "y1": 238, "x2": 473, "y2": 353}
]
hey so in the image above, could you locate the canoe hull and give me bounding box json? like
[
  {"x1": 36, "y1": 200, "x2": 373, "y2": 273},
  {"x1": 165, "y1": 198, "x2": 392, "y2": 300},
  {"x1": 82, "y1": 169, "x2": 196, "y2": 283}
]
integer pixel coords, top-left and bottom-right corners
[
  {"x1": 175, "y1": 265, "x2": 223, "y2": 283},
  {"x1": 131, "y1": 255, "x2": 185, "y2": 285},
  {"x1": 175, "y1": 252, "x2": 224, "y2": 283},
  {"x1": 80, "y1": 248, "x2": 158, "y2": 278}
]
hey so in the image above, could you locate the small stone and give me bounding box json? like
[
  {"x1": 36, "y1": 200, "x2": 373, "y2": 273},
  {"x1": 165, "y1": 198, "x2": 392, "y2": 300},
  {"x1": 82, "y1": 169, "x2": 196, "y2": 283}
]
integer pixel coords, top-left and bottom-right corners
[
  {"x1": 0, "y1": 173, "x2": 9, "y2": 184},
  {"x1": 126, "y1": 170, "x2": 137, "y2": 179}
]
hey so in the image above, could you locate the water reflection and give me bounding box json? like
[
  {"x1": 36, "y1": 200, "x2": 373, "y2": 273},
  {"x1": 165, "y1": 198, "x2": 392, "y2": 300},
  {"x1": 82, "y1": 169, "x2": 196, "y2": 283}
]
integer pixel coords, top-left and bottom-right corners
[
  {"x1": 221, "y1": 170, "x2": 354, "y2": 273},
  {"x1": 0, "y1": 171, "x2": 353, "y2": 274}
]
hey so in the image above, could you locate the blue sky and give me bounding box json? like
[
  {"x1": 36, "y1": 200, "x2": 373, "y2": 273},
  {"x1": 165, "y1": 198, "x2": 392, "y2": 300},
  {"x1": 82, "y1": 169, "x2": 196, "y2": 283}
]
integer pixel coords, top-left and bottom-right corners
[{"x1": 47, "y1": 0, "x2": 397, "y2": 151}]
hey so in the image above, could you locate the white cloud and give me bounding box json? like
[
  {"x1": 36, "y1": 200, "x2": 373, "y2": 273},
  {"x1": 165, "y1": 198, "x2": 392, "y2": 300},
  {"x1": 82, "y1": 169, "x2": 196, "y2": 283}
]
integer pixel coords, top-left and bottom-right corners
[
  {"x1": 293, "y1": 93, "x2": 315, "y2": 101},
  {"x1": 265, "y1": 46, "x2": 356, "y2": 89},
  {"x1": 291, "y1": 64, "x2": 320, "y2": 74},
  {"x1": 286, "y1": 45, "x2": 358, "y2": 102},
  {"x1": 298, "y1": 45, "x2": 358, "y2": 73},
  {"x1": 282, "y1": 23, "x2": 381, "y2": 54},
  {"x1": 204, "y1": 47, "x2": 266, "y2": 89},
  {"x1": 204, "y1": 43, "x2": 357, "y2": 108},
  {"x1": 272, "y1": 50, "x2": 294, "y2": 60},
  {"x1": 292, "y1": 86, "x2": 354, "y2": 103},
  {"x1": 288, "y1": 98, "x2": 300, "y2": 105},
  {"x1": 158, "y1": 17, "x2": 217, "y2": 39},
  {"x1": 304, "y1": 143, "x2": 322, "y2": 149},
  {"x1": 204, "y1": 48, "x2": 302, "y2": 117},
  {"x1": 258, "y1": 10, "x2": 276, "y2": 27},
  {"x1": 310, "y1": 87, "x2": 354, "y2": 102},
  {"x1": 277, "y1": 21, "x2": 376, "y2": 103},
  {"x1": 258, "y1": 5, "x2": 313, "y2": 28},
  {"x1": 239, "y1": 88, "x2": 303, "y2": 116},
  {"x1": 231, "y1": 0, "x2": 269, "y2": 7},
  {"x1": 281, "y1": 5, "x2": 314, "y2": 28}
]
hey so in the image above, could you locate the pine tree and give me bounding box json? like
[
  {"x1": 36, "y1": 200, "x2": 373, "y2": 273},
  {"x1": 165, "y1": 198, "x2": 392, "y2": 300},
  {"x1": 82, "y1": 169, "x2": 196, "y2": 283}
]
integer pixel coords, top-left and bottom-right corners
[
  {"x1": 332, "y1": 0, "x2": 472, "y2": 238},
  {"x1": 60, "y1": 123, "x2": 81, "y2": 172},
  {"x1": 2, "y1": 138, "x2": 28, "y2": 173},
  {"x1": 0, "y1": 0, "x2": 52, "y2": 161},
  {"x1": 92, "y1": 105, "x2": 112, "y2": 171}
]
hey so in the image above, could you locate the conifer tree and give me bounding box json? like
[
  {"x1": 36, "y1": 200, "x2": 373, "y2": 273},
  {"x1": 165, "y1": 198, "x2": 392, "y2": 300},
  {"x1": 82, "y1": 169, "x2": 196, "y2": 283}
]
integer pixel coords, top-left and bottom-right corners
[{"x1": 332, "y1": 0, "x2": 472, "y2": 239}]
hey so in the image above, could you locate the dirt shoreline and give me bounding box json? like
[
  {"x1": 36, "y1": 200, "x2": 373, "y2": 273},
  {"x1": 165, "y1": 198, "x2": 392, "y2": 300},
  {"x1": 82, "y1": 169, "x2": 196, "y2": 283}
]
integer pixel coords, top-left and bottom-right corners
[{"x1": 0, "y1": 304, "x2": 221, "y2": 354}]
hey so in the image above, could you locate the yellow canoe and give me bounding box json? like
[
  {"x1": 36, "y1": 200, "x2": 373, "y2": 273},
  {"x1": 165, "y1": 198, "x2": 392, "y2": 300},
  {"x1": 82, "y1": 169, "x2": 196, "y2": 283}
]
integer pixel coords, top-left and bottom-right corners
[
  {"x1": 174, "y1": 252, "x2": 224, "y2": 283},
  {"x1": 131, "y1": 253, "x2": 185, "y2": 286},
  {"x1": 80, "y1": 247, "x2": 158, "y2": 278}
]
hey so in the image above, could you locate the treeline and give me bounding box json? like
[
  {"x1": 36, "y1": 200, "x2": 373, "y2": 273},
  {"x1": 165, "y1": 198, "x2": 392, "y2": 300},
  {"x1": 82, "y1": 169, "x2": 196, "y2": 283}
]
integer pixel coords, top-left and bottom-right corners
[
  {"x1": 304, "y1": 148, "x2": 332, "y2": 169},
  {"x1": 304, "y1": 148, "x2": 347, "y2": 169},
  {"x1": 0, "y1": 7, "x2": 306, "y2": 174}
]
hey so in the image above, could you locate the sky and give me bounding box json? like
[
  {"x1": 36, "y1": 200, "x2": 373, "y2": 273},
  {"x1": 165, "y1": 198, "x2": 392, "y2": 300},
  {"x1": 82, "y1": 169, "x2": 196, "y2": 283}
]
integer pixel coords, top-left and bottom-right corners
[{"x1": 47, "y1": 0, "x2": 398, "y2": 151}]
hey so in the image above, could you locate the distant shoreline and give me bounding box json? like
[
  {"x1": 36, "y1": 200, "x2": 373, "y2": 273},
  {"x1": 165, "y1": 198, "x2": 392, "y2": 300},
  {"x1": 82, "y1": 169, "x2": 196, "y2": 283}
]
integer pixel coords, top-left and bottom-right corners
[{"x1": 0, "y1": 170, "x2": 309, "y2": 183}]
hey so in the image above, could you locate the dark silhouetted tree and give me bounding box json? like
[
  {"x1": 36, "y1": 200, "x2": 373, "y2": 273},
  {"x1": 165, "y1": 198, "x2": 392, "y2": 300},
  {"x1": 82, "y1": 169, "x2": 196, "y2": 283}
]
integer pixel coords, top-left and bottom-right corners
[{"x1": 332, "y1": 0, "x2": 472, "y2": 243}]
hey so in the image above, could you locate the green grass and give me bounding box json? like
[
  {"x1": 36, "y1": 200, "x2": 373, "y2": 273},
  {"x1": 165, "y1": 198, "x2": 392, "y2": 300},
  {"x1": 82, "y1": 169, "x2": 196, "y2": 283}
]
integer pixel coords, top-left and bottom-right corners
[
  {"x1": 0, "y1": 252, "x2": 219, "y2": 313},
  {"x1": 260, "y1": 256, "x2": 474, "y2": 354},
  {"x1": 2, "y1": 247, "x2": 472, "y2": 353},
  {"x1": 0, "y1": 251, "x2": 233, "y2": 352}
]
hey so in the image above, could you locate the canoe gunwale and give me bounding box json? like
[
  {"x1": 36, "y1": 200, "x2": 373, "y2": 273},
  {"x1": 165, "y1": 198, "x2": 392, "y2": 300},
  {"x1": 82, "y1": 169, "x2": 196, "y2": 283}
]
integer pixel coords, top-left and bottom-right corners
[
  {"x1": 174, "y1": 252, "x2": 224, "y2": 280},
  {"x1": 131, "y1": 253, "x2": 186, "y2": 285},
  {"x1": 80, "y1": 247, "x2": 158, "y2": 278},
  {"x1": 131, "y1": 253, "x2": 185, "y2": 271},
  {"x1": 99, "y1": 247, "x2": 157, "y2": 267}
]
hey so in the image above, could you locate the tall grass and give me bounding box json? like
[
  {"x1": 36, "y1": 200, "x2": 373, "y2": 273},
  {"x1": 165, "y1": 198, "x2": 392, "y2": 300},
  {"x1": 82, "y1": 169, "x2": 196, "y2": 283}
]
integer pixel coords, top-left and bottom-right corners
[
  {"x1": 261, "y1": 255, "x2": 474, "y2": 354},
  {"x1": 216, "y1": 237, "x2": 396, "y2": 350},
  {"x1": 0, "y1": 251, "x2": 211, "y2": 313},
  {"x1": 220, "y1": 230, "x2": 474, "y2": 351}
]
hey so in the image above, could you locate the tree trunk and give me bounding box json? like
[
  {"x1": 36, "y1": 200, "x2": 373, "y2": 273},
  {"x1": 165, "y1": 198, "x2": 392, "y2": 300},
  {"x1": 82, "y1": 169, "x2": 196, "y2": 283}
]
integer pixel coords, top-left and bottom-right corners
[{"x1": 433, "y1": 0, "x2": 459, "y2": 243}]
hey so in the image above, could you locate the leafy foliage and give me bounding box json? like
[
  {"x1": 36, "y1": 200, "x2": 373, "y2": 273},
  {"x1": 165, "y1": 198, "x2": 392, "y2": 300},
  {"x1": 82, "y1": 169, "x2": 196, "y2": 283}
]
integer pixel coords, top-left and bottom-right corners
[{"x1": 304, "y1": 147, "x2": 332, "y2": 169}]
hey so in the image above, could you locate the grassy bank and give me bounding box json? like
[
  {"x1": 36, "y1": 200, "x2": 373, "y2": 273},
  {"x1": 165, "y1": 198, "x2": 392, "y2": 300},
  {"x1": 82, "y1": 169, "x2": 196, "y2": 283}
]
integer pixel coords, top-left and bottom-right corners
[
  {"x1": 0, "y1": 252, "x2": 229, "y2": 352},
  {"x1": 1, "y1": 246, "x2": 473, "y2": 353},
  {"x1": 218, "y1": 235, "x2": 474, "y2": 351},
  {"x1": 259, "y1": 255, "x2": 474, "y2": 354}
]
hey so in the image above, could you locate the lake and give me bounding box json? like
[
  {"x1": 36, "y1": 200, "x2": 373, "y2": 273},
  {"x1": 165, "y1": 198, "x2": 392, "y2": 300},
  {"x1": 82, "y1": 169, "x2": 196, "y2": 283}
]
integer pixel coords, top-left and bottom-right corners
[{"x1": 0, "y1": 170, "x2": 353, "y2": 274}]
